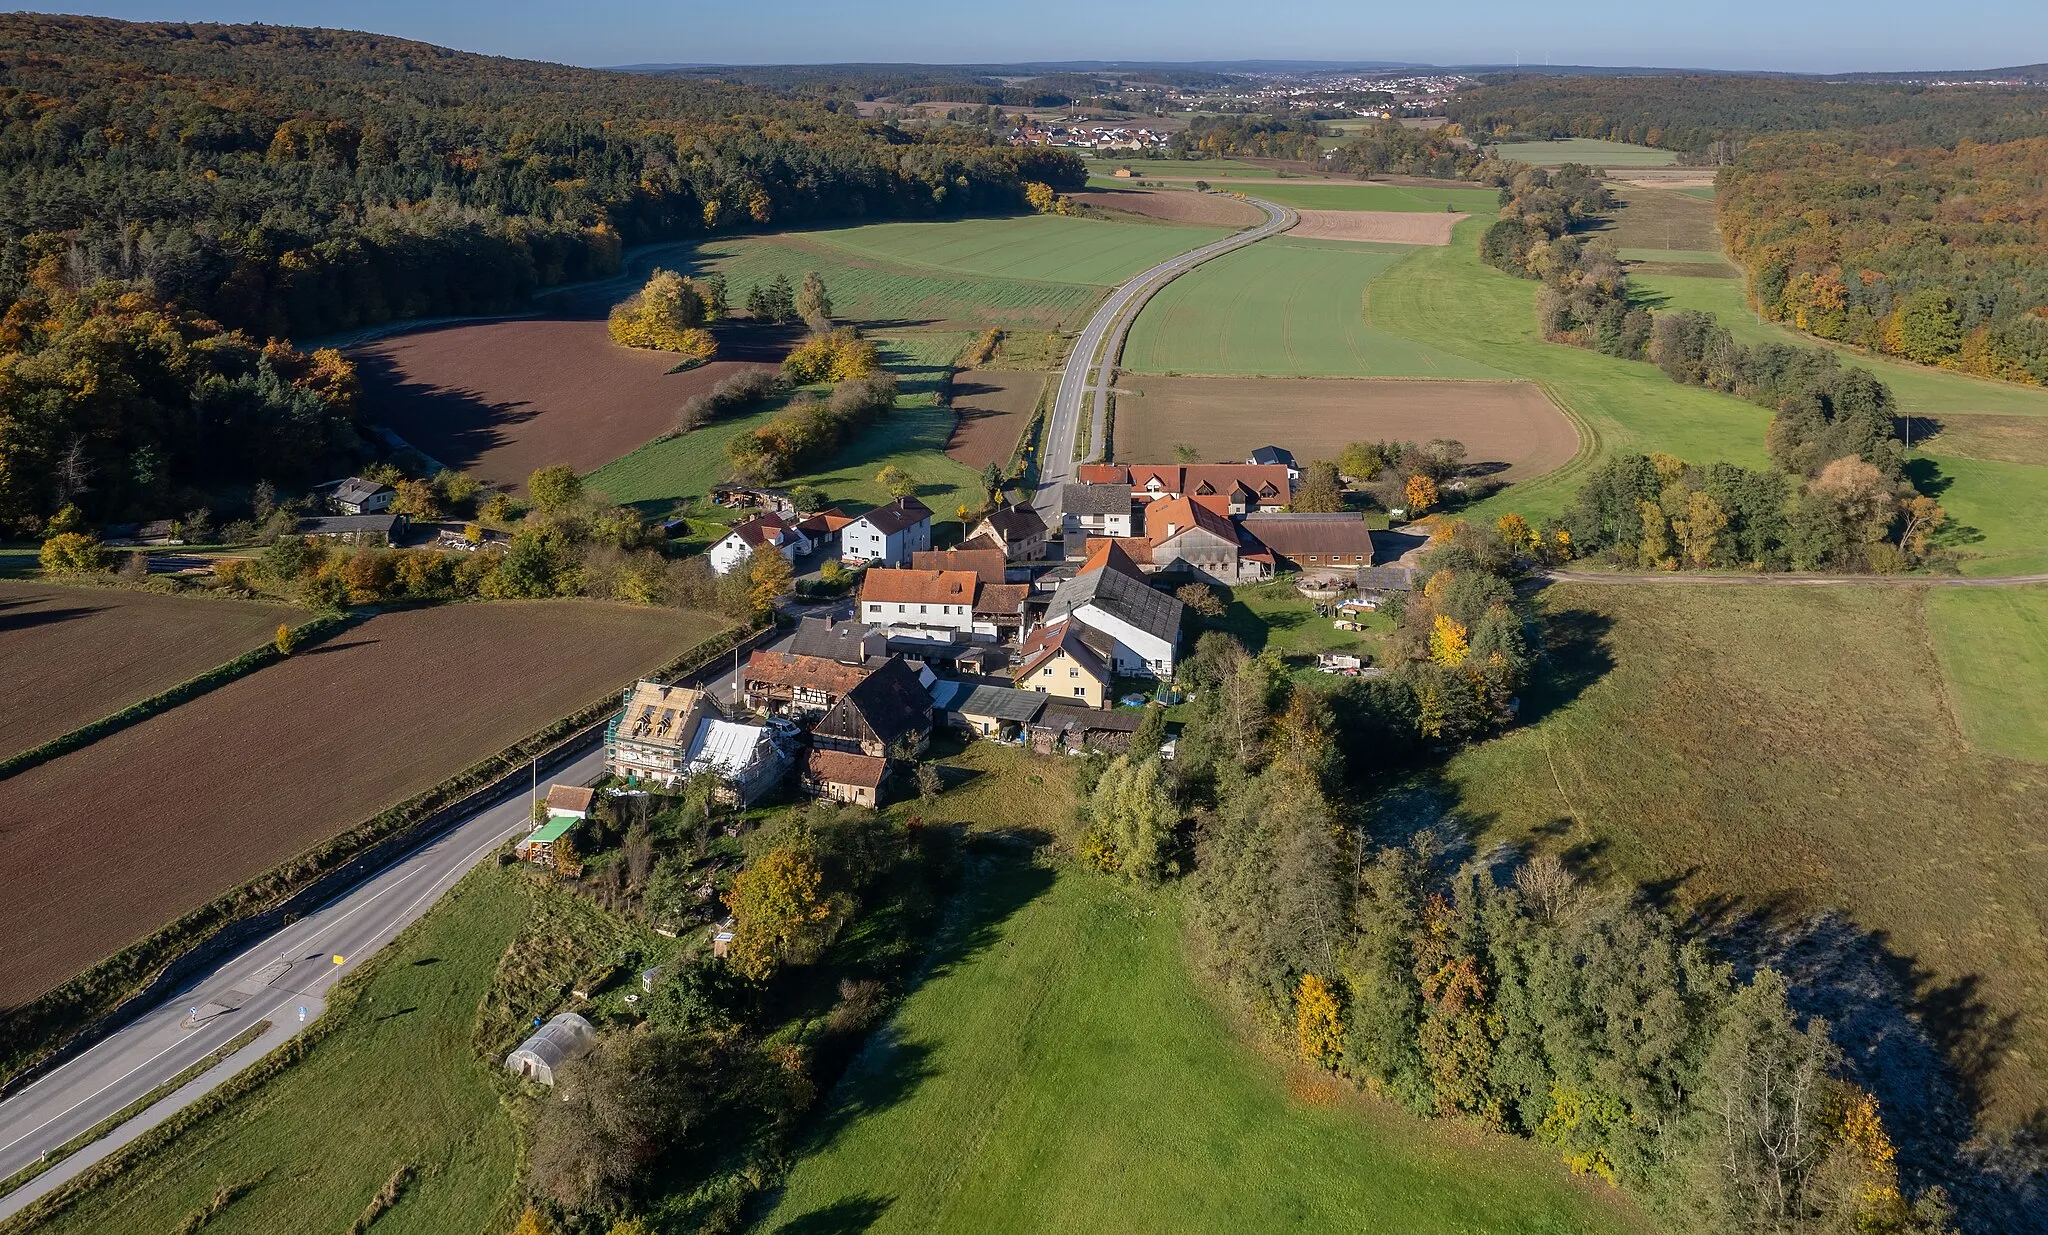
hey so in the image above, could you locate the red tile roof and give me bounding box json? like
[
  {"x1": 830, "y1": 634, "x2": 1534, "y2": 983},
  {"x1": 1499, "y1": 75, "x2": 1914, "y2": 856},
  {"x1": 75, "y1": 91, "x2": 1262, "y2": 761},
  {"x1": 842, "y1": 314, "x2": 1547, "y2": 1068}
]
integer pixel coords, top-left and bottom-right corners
[
  {"x1": 803, "y1": 748, "x2": 888, "y2": 789},
  {"x1": 912, "y1": 546, "x2": 1008, "y2": 584},
  {"x1": 859, "y1": 568, "x2": 978, "y2": 606},
  {"x1": 745, "y1": 650, "x2": 871, "y2": 696}
]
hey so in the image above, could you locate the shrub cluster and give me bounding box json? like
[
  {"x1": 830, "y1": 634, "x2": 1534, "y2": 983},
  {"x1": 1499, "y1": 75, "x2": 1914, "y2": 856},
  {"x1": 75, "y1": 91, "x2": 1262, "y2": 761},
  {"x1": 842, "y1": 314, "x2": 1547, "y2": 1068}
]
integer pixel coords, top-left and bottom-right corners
[
  {"x1": 780, "y1": 326, "x2": 881, "y2": 385},
  {"x1": 673, "y1": 369, "x2": 789, "y2": 435},
  {"x1": 606, "y1": 269, "x2": 722, "y2": 357},
  {"x1": 726, "y1": 373, "x2": 898, "y2": 484}
]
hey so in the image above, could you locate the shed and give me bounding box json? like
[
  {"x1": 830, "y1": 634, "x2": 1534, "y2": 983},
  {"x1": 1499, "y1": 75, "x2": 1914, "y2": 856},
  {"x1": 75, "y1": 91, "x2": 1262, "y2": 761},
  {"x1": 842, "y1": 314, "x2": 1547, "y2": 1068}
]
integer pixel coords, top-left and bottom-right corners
[
  {"x1": 516, "y1": 816, "x2": 577, "y2": 866},
  {"x1": 544, "y1": 784, "x2": 595, "y2": 819},
  {"x1": 505, "y1": 1012, "x2": 596, "y2": 1085}
]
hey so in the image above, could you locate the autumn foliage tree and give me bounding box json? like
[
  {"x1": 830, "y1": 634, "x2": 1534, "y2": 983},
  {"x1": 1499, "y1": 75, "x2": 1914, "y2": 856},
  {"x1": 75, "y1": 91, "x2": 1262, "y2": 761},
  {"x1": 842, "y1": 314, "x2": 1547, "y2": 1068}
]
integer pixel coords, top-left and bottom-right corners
[
  {"x1": 1296, "y1": 973, "x2": 1344, "y2": 1069},
  {"x1": 724, "y1": 845, "x2": 837, "y2": 981},
  {"x1": 607, "y1": 268, "x2": 719, "y2": 359},
  {"x1": 1404, "y1": 474, "x2": 1439, "y2": 515}
]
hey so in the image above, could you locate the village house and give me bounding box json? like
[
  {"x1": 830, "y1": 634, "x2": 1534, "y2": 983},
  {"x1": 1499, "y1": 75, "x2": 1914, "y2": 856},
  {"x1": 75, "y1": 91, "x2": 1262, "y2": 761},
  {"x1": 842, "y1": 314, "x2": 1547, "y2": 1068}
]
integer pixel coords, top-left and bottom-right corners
[
  {"x1": 859, "y1": 568, "x2": 980, "y2": 642},
  {"x1": 708, "y1": 512, "x2": 807, "y2": 576},
  {"x1": 1013, "y1": 622, "x2": 1114, "y2": 707},
  {"x1": 912, "y1": 542, "x2": 1009, "y2": 585},
  {"x1": 800, "y1": 747, "x2": 890, "y2": 807},
  {"x1": 970, "y1": 502, "x2": 1051, "y2": 562},
  {"x1": 1041, "y1": 543, "x2": 1184, "y2": 678},
  {"x1": 604, "y1": 680, "x2": 787, "y2": 802},
  {"x1": 1139, "y1": 496, "x2": 1263, "y2": 584},
  {"x1": 332, "y1": 477, "x2": 395, "y2": 516},
  {"x1": 971, "y1": 581, "x2": 1031, "y2": 643},
  {"x1": 1080, "y1": 464, "x2": 1292, "y2": 513},
  {"x1": 1247, "y1": 445, "x2": 1302, "y2": 481},
  {"x1": 787, "y1": 614, "x2": 889, "y2": 666},
  {"x1": 742, "y1": 650, "x2": 871, "y2": 716},
  {"x1": 812, "y1": 657, "x2": 934, "y2": 759},
  {"x1": 1058, "y1": 482, "x2": 1135, "y2": 547},
  {"x1": 840, "y1": 496, "x2": 933, "y2": 566}
]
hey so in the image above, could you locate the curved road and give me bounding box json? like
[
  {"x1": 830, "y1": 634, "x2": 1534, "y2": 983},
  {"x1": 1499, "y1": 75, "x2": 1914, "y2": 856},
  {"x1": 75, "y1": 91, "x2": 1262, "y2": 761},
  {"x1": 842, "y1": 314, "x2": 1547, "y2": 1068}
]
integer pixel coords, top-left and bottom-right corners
[
  {"x1": 1031, "y1": 196, "x2": 1297, "y2": 516},
  {"x1": 0, "y1": 746, "x2": 604, "y2": 1220}
]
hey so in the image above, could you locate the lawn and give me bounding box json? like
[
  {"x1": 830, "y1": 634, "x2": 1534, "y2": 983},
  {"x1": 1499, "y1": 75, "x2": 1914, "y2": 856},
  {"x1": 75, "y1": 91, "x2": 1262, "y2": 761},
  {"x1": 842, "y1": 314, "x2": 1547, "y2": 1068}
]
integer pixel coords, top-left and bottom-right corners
[
  {"x1": 759, "y1": 862, "x2": 1648, "y2": 1235},
  {"x1": 1123, "y1": 238, "x2": 1508, "y2": 379},
  {"x1": 1443, "y1": 583, "x2": 2048, "y2": 1124},
  {"x1": 1489, "y1": 138, "x2": 1679, "y2": 167},
  {"x1": 0, "y1": 581, "x2": 297, "y2": 763},
  {"x1": 1202, "y1": 580, "x2": 1393, "y2": 670},
  {"x1": 1367, "y1": 217, "x2": 1771, "y2": 525},
  {"x1": 797, "y1": 216, "x2": 1232, "y2": 285},
  {"x1": 1924, "y1": 586, "x2": 2048, "y2": 763},
  {"x1": 25, "y1": 866, "x2": 529, "y2": 1235},
  {"x1": 587, "y1": 332, "x2": 989, "y2": 522},
  {"x1": 682, "y1": 235, "x2": 1101, "y2": 332}
]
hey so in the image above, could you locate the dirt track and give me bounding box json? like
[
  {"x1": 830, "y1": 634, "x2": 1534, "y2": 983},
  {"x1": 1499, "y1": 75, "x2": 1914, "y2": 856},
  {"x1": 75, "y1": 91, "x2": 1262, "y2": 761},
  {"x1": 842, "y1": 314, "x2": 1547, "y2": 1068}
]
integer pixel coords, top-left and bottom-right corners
[
  {"x1": 946, "y1": 370, "x2": 1046, "y2": 470},
  {"x1": 1115, "y1": 376, "x2": 1578, "y2": 481},
  {"x1": 1071, "y1": 187, "x2": 1264, "y2": 227},
  {"x1": 0, "y1": 583, "x2": 297, "y2": 763},
  {"x1": 353, "y1": 319, "x2": 795, "y2": 488},
  {"x1": 1289, "y1": 210, "x2": 1468, "y2": 245},
  {"x1": 0, "y1": 602, "x2": 727, "y2": 1006}
]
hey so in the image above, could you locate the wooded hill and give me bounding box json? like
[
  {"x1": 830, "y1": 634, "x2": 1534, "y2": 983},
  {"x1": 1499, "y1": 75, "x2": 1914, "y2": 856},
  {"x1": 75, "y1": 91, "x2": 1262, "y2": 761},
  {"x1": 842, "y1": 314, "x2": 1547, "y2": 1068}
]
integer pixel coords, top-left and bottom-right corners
[{"x1": 0, "y1": 15, "x2": 1083, "y2": 532}]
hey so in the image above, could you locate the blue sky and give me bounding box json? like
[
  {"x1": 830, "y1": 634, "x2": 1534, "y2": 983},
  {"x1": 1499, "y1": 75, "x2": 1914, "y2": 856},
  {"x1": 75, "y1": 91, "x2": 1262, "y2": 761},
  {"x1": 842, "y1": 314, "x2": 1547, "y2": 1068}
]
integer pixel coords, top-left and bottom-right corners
[{"x1": 54, "y1": 1, "x2": 2048, "y2": 72}]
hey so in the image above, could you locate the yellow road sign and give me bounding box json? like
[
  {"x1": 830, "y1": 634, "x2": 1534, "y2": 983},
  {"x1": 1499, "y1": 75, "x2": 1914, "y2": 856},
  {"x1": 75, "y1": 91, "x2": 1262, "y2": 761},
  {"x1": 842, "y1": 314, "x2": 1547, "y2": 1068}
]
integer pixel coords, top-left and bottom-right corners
[{"x1": 332, "y1": 954, "x2": 345, "y2": 965}]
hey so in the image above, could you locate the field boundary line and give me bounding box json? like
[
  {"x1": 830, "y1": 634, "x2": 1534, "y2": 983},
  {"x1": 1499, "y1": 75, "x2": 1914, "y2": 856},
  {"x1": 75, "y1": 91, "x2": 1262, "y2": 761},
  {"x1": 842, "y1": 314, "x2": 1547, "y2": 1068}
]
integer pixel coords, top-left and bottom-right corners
[
  {"x1": 0, "y1": 611, "x2": 350, "y2": 784},
  {"x1": 0, "y1": 617, "x2": 770, "y2": 1097}
]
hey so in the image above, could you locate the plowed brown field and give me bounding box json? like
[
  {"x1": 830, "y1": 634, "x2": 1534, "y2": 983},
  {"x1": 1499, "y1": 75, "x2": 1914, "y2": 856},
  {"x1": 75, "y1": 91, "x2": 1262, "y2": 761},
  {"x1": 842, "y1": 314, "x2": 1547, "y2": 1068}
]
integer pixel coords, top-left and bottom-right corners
[
  {"x1": 0, "y1": 582, "x2": 298, "y2": 763},
  {"x1": 1071, "y1": 187, "x2": 1264, "y2": 227},
  {"x1": 946, "y1": 371, "x2": 1047, "y2": 470},
  {"x1": 354, "y1": 319, "x2": 795, "y2": 488},
  {"x1": 1289, "y1": 210, "x2": 1467, "y2": 245},
  {"x1": 1115, "y1": 377, "x2": 1578, "y2": 480},
  {"x1": 0, "y1": 601, "x2": 728, "y2": 1005}
]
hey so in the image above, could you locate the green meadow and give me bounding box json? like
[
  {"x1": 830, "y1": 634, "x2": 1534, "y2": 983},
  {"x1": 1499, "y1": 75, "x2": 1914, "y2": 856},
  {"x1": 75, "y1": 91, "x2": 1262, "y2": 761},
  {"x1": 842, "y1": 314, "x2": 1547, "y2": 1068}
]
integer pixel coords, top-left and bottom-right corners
[
  {"x1": 1925, "y1": 586, "x2": 2048, "y2": 763},
  {"x1": 760, "y1": 863, "x2": 1648, "y2": 1235},
  {"x1": 799, "y1": 215, "x2": 1230, "y2": 284},
  {"x1": 1123, "y1": 238, "x2": 1506, "y2": 379}
]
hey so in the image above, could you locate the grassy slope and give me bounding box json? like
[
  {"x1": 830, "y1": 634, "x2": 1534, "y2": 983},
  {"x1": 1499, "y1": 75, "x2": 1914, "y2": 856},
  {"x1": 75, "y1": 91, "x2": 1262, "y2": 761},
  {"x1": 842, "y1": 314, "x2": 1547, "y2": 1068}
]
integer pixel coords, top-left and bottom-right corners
[
  {"x1": 1445, "y1": 583, "x2": 2048, "y2": 1122},
  {"x1": 796, "y1": 216, "x2": 1230, "y2": 285},
  {"x1": 29, "y1": 868, "x2": 527, "y2": 1235},
  {"x1": 1369, "y1": 216, "x2": 1770, "y2": 524},
  {"x1": 1925, "y1": 586, "x2": 2048, "y2": 763},
  {"x1": 1123, "y1": 238, "x2": 1507, "y2": 379},
  {"x1": 760, "y1": 865, "x2": 1647, "y2": 1235},
  {"x1": 588, "y1": 332, "x2": 986, "y2": 520}
]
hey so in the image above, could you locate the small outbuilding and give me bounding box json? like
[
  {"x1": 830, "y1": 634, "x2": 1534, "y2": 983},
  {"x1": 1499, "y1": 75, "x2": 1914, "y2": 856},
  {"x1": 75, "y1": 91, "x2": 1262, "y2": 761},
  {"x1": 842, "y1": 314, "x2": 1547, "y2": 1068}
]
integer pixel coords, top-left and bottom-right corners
[
  {"x1": 544, "y1": 784, "x2": 595, "y2": 819},
  {"x1": 505, "y1": 1012, "x2": 596, "y2": 1085}
]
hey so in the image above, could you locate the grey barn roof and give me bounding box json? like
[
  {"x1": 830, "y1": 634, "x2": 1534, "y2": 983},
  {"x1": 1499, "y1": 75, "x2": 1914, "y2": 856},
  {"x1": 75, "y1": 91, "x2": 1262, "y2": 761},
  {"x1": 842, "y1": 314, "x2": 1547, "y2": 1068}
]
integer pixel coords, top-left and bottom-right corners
[
  {"x1": 1240, "y1": 512, "x2": 1377, "y2": 557},
  {"x1": 1058, "y1": 483, "x2": 1133, "y2": 516},
  {"x1": 297, "y1": 513, "x2": 402, "y2": 537},
  {"x1": 949, "y1": 682, "x2": 1047, "y2": 724},
  {"x1": 1046, "y1": 563, "x2": 1184, "y2": 643}
]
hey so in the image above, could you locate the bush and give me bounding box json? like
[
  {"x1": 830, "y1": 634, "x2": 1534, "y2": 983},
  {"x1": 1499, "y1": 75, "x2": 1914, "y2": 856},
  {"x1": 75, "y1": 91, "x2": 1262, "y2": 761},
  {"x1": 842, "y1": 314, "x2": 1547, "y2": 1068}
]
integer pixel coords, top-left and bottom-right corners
[
  {"x1": 782, "y1": 327, "x2": 880, "y2": 384},
  {"x1": 608, "y1": 269, "x2": 721, "y2": 357},
  {"x1": 40, "y1": 532, "x2": 109, "y2": 574}
]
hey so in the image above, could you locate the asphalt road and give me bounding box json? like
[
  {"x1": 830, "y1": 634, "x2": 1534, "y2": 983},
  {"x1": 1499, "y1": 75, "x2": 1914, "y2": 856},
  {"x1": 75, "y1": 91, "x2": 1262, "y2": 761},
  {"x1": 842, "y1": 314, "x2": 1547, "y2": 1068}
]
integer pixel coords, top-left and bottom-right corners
[
  {"x1": 0, "y1": 745, "x2": 604, "y2": 1219},
  {"x1": 1031, "y1": 196, "x2": 1297, "y2": 517}
]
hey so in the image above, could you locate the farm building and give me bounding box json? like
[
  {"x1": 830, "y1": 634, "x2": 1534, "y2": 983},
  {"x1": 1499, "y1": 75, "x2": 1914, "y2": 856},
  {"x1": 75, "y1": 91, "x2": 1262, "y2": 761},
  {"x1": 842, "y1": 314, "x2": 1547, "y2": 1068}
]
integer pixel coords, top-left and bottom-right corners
[
  {"x1": 1239, "y1": 513, "x2": 1377, "y2": 576},
  {"x1": 801, "y1": 748, "x2": 890, "y2": 806},
  {"x1": 743, "y1": 650, "x2": 872, "y2": 716},
  {"x1": 912, "y1": 543, "x2": 1010, "y2": 585},
  {"x1": 1084, "y1": 464, "x2": 1292, "y2": 513},
  {"x1": 544, "y1": 784, "x2": 594, "y2": 819},
  {"x1": 1042, "y1": 551, "x2": 1184, "y2": 678},
  {"x1": 813, "y1": 657, "x2": 934, "y2": 759},
  {"x1": 1029, "y1": 704, "x2": 1145, "y2": 755},
  {"x1": 333, "y1": 477, "x2": 396, "y2": 516},
  {"x1": 971, "y1": 582, "x2": 1031, "y2": 643},
  {"x1": 929, "y1": 679, "x2": 1047, "y2": 740},
  {"x1": 841, "y1": 497, "x2": 933, "y2": 566},
  {"x1": 515, "y1": 816, "x2": 577, "y2": 867},
  {"x1": 295, "y1": 513, "x2": 407, "y2": 546},
  {"x1": 970, "y1": 502, "x2": 1051, "y2": 562},
  {"x1": 1139, "y1": 496, "x2": 1268, "y2": 584},
  {"x1": 505, "y1": 1012, "x2": 596, "y2": 1086}
]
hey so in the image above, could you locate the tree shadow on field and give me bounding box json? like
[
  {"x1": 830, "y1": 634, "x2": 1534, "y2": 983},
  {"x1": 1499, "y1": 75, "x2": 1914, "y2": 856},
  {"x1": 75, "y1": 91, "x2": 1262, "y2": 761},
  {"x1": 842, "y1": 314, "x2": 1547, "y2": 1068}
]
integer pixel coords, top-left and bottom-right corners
[
  {"x1": 767, "y1": 1194, "x2": 896, "y2": 1234},
  {"x1": 1509, "y1": 591, "x2": 1615, "y2": 728},
  {"x1": 0, "y1": 603, "x2": 106, "y2": 634}
]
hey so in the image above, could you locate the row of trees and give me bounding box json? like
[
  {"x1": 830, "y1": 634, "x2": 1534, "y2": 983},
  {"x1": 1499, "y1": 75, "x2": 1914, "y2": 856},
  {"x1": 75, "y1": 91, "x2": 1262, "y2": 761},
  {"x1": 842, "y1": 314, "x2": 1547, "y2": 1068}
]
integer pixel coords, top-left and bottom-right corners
[
  {"x1": 725, "y1": 372, "x2": 899, "y2": 484},
  {"x1": 1720, "y1": 135, "x2": 2048, "y2": 385},
  {"x1": 1079, "y1": 529, "x2": 1955, "y2": 1232}
]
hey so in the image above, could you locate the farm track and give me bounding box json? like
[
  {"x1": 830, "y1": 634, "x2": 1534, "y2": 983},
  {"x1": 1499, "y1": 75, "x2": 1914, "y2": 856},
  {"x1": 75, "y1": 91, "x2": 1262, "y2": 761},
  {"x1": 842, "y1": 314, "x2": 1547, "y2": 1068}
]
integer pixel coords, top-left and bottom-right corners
[
  {"x1": 1032, "y1": 197, "x2": 1296, "y2": 514},
  {"x1": 1539, "y1": 569, "x2": 2048, "y2": 587}
]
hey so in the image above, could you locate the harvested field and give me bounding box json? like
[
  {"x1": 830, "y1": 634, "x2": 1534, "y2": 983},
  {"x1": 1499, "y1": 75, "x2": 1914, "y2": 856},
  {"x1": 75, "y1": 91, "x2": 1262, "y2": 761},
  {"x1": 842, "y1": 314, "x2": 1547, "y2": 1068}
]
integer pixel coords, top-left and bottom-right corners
[
  {"x1": 946, "y1": 370, "x2": 1046, "y2": 470},
  {"x1": 1070, "y1": 186, "x2": 1264, "y2": 227},
  {"x1": 1115, "y1": 376, "x2": 1578, "y2": 481},
  {"x1": 1488, "y1": 138, "x2": 1677, "y2": 167},
  {"x1": 353, "y1": 319, "x2": 794, "y2": 488},
  {"x1": 1920, "y1": 414, "x2": 2048, "y2": 466},
  {"x1": 0, "y1": 582, "x2": 298, "y2": 763},
  {"x1": 1587, "y1": 185, "x2": 1723, "y2": 255},
  {"x1": 0, "y1": 601, "x2": 728, "y2": 1005},
  {"x1": 1290, "y1": 209, "x2": 1467, "y2": 245}
]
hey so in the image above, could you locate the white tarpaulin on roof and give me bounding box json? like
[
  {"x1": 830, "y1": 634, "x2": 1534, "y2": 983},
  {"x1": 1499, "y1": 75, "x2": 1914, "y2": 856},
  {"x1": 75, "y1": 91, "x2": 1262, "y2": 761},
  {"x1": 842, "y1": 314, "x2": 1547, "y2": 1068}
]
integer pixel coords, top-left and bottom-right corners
[{"x1": 685, "y1": 719, "x2": 768, "y2": 775}]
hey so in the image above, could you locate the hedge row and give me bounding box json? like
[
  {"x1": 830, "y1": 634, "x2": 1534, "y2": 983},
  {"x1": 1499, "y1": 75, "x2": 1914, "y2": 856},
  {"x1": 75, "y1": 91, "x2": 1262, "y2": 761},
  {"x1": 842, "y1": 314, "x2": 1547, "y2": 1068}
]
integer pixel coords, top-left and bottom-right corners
[
  {"x1": 0, "y1": 619, "x2": 765, "y2": 1092},
  {"x1": 0, "y1": 612, "x2": 348, "y2": 783}
]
